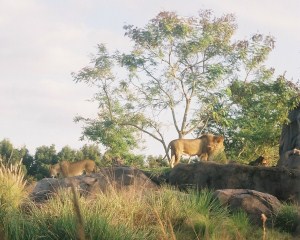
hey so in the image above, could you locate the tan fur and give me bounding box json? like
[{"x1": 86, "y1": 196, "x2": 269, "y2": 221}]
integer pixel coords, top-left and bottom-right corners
[
  {"x1": 166, "y1": 134, "x2": 225, "y2": 168},
  {"x1": 49, "y1": 159, "x2": 96, "y2": 178}
]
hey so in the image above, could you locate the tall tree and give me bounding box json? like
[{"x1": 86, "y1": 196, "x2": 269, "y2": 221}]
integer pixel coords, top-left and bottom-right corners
[{"x1": 72, "y1": 10, "x2": 284, "y2": 160}]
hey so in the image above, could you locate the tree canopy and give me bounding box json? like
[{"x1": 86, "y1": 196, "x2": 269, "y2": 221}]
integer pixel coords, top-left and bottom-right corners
[{"x1": 72, "y1": 10, "x2": 299, "y2": 163}]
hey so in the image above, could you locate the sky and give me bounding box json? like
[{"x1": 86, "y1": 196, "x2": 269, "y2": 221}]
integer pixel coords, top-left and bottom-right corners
[{"x1": 1, "y1": 0, "x2": 300, "y2": 156}]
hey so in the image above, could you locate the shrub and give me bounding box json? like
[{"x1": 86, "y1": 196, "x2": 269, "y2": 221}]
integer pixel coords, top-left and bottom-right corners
[{"x1": 275, "y1": 204, "x2": 299, "y2": 233}]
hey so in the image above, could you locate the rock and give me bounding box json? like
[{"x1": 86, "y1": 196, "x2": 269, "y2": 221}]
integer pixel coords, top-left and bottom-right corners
[
  {"x1": 213, "y1": 189, "x2": 282, "y2": 225},
  {"x1": 30, "y1": 166, "x2": 158, "y2": 202},
  {"x1": 278, "y1": 103, "x2": 300, "y2": 169},
  {"x1": 168, "y1": 161, "x2": 300, "y2": 203},
  {"x1": 285, "y1": 155, "x2": 300, "y2": 170}
]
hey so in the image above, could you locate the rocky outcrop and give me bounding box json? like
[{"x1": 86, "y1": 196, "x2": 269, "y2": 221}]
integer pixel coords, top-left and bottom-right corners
[
  {"x1": 30, "y1": 166, "x2": 158, "y2": 202},
  {"x1": 279, "y1": 151, "x2": 300, "y2": 170},
  {"x1": 168, "y1": 161, "x2": 300, "y2": 203},
  {"x1": 278, "y1": 104, "x2": 300, "y2": 169},
  {"x1": 213, "y1": 189, "x2": 282, "y2": 225}
]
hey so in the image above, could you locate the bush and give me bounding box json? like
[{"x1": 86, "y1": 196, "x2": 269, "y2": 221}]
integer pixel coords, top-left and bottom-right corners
[{"x1": 275, "y1": 204, "x2": 299, "y2": 233}]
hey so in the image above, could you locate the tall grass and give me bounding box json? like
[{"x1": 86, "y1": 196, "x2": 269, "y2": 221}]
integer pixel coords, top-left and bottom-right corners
[
  {"x1": 0, "y1": 160, "x2": 29, "y2": 240},
  {"x1": 0, "y1": 162, "x2": 296, "y2": 239},
  {"x1": 275, "y1": 203, "x2": 299, "y2": 233},
  {"x1": 0, "y1": 160, "x2": 27, "y2": 210}
]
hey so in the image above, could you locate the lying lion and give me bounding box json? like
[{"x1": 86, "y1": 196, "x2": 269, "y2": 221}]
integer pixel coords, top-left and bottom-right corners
[
  {"x1": 49, "y1": 159, "x2": 96, "y2": 178},
  {"x1": 166, "y1": 134, "x2": 225, "y2": 168},
  {"x1": 248, "y1": 156, "x2": 268, "y2": 166}
]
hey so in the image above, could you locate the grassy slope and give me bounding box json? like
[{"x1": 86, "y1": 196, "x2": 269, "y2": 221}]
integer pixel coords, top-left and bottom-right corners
[{"x1": 0, "y1": 163, "x2": 297, "y2": 240}]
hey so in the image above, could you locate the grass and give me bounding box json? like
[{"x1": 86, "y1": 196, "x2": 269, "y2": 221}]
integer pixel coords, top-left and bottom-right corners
[
  {"x1": 0, "y1": 160, "x2": 27, "y2": 210},
  {"x1": 275, "y1": 203, "x2": 299, "y2": 233},
  {"x1": 0, "y1": 163, "x2": 297, "y2": 239}
]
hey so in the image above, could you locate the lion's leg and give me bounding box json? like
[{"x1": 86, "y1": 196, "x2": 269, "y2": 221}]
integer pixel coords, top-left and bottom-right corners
[
  {"x1": 199, "y1": 153, "x2": 208, "y2": 161},
  {"x1": 170, "y1": 155, "x2": 175, "y2": 168},
  {"x1": 174, "y1": 153, "x2": 181, "y2": 166},
  {"x1": 86, "y1": 165, "x2": 95, "y2": 175}
]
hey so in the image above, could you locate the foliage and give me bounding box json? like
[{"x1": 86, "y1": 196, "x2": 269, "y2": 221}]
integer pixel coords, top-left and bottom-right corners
[
  {"x1": 56, "y1": 144, "x2": 102, "y2": 165},
  {"x1": 146, "y1": 155, "x2": 169, "y2": 168},
  {"x1": 72, "y1": 44, "x2": 140, "y2": 159},
  {"x1": 80, "y1": 144, "x2": 102, "y2": 163},
  {"x1": 33, "y1": 144, "x2": 58, "y2": 179},
  {"x1": 207, "y1": 72, "x2": 300, "y2": 163},
  {"x1": 72, "y1": 9, "x2": 299, "y2": 163},
  {"x1": 0, "y1": 139, "x2": 29, "y2": 166},
  {"x1": 72, "y1": 10, "x2": 242, "y2": 159},
  {"x1": 0, "y1": 138, "x2": 147, "y2": 179},
  {"x1": 275, "y1": 204, "x2": 299, "y2": 233},
  {"x1": 0, "y1": 139, "x2": 15, "y2": 163},
  {"x1": 57, "y1": 145, "x2": 79, "y2": 162}
]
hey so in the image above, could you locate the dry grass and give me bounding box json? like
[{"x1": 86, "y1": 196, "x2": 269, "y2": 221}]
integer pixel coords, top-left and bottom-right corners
[{"x1": 0, "y1": 160, "x2": 27, "y2": 210}]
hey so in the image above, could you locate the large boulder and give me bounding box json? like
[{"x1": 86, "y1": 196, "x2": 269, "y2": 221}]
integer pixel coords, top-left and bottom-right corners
[
  {"x1": 213, "y1": 189, "x2": 282, "y2": 225},
  {"x1": 278, "y1": 104, "x2": 300, "y2": 169},
  {"x1": 30, "y1": 166, "x2": 158, "y2": 202},
  {"x1": 281, "y1": 154, "x2": 300, "y2": 170},
  {"x1": 168, "y1": 161, "x2": 300, "y2": 203}
]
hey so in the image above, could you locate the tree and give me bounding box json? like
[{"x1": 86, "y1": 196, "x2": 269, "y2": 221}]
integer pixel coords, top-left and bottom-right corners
[
  {"x1": 34, "y1": 144, "x2": 57, "y2": 179},
  {"x1": 0, "y1": 139, "x2": 20, "y2": 164},
  {"x1": 209, "y1": 75, "x2": 300, "y2": 163},
  {"x1": 80, "y1": 144, "x2": 102, "y2": 163},
  {"x1": 202, "y1": 34, "x2": 299, "y2": 163},
  {"x1": 57, "y1": 145, "x2": 78, "y2": 162},
  {"x1": 72, "y1": 10, "x2": 288, "y2": 161}
]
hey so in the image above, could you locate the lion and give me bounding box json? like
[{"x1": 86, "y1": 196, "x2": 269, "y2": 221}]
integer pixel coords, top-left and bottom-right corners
[
  {"x1": 166, "y1": 134, "x2": 225, "y2": 168},
  {"x1": 49, "y1": 159, "x2": 96, "y2": 178},
  {"x1": 248, "y1": 156, "x2": 268, "y2": 166}
]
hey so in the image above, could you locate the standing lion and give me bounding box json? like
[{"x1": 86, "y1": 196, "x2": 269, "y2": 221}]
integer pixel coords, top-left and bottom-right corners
[
  {"x1": 49, "y1": 159, "x2": 96, "y2": 178},
  {"x1": 166, "y1": 134, "x2": 225, "y2": 168}
]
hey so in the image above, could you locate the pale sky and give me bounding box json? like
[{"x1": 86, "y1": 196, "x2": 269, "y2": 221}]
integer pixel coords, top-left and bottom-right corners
[{"x1": 1, "y1": 0, "x2": 299, "y2": 155}]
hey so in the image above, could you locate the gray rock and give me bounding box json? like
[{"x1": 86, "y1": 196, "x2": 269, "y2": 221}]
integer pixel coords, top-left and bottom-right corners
[
  {"x1": 168, "y1": 161, "x2": 300, "y2": 203},
  {"x1": 213, "y1": 189, "x2": 282, "y2": 225},
  {"x1": 285, "y1": 155, "x2": 300, "y2": 170},
  {"x1": 30, "y1": 166, "x2": 158, "y2": 202},
  {"x1": 278, "y1": 104, "x2": 300, "y2": 170}
]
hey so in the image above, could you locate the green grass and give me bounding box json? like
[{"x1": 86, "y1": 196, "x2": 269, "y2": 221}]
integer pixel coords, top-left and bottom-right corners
[
  {"x1": 275, "y1": 203, "x2": 299, "y2": 233},
  {"x1": 0, "y1": 163, "x2": 297, "y2": 240}
]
